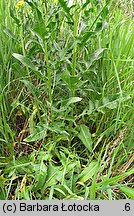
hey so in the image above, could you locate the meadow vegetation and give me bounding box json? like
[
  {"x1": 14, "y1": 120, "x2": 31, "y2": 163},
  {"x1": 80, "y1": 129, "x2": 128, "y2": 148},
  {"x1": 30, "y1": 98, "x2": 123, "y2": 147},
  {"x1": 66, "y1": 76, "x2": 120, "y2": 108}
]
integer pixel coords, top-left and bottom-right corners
[{"x1": 0, "y1": 0, "x2": 134, "y2": 199}]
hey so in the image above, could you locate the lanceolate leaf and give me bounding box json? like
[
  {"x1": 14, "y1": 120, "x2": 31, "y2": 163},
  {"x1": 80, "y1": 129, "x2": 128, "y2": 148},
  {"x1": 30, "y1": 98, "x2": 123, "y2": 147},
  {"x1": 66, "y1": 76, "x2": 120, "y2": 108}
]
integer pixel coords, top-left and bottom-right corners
[
  {"x1": 24, "y1": 130, "x2": 47, "y2": 143},
  {"x1": 12, "y1": 53, "x2": 37, "y2": 71},
  {"x1": 78, "y1": 161, "x2": 98, "y2": 183},
  {"x1": 10, "y1": 8, "x2": 20, "y2": 26},
  {"x1": 77, "y1": 124, "x2": 92, "y2": 152},
  {"x1": 24, "y1": 122, "x2": 48, "y2": 143},
  {"x1": 67, "y1": 97, "x2": 82, "y2": 105},
  {"x1": 3, "y1": 27, "x2": 15, "y2": 40},
  {"x1": 21, "y1": 80, "x2": 40, "y2": 99},
  {"x1": 61, "y1": 97, "x2": 82, "y2": 108},
  {"x1": 12, "y1": 53, "x2": 44, "y2": 80},
  {"x1": 88, "y1": 48, "x2": 106, "y2": 67},
  {"x1": 96, "y1": 169, "x2": 134, "y2": 187},
  {"x1": 80, "y1": 31, "x2": 95, "y2": 47},
  {"x1": 120, "y1": 186, "x2": 134, "y2": 199}
]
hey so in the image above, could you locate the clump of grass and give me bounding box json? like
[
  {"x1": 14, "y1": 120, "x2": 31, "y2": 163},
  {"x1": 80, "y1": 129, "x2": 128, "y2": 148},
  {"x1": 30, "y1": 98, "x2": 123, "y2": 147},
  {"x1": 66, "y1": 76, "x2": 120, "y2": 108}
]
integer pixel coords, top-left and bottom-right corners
[{"x1": 0, "y1": 0, "x2": 133, "y2": 200}]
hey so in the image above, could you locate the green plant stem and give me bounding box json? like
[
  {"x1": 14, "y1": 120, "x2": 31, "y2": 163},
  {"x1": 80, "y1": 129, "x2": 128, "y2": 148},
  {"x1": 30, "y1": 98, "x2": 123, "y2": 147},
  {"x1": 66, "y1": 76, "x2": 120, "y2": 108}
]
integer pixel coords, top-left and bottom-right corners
[
  {"x1": 20, "y1": 22, "x2": 41, "y2": 121},
  {"x1": 20, "y1": 22, "x2": 31, "y2": 79},
  {"x1": 44, "y1": 41, "x2": 52, "y2": 104},
  {"x1": 68, "y1": 2, "x2": 81, "y2": 147},
  {"x1": 72, "y1": 5, "x2": 79, "y2": 79},
  {"x1": 20, "y1": 24, "x2": 25, "y2": 57},
  {"x1": 43, "y1": 3, "x2": 52, "y2": 105}
]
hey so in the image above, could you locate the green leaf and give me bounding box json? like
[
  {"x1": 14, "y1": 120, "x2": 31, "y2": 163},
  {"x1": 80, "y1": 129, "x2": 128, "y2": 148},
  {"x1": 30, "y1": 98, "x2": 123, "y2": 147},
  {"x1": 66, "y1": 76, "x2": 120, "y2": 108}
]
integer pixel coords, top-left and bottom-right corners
[
  {"x1": 25, "y1": 0, "x2": 47, "y2": 40},
  {"x1": 21, "y1": 80, "x2": 40, "y2": 99},
  {"x1": 0, "y1": 175, "x2": 6, "y2": 187},
  {"x1": 48, "y1": 123, "x2": 69, "y2": 141},
  {"x1": 82, "y1": 0, "x2": 91, "y2": 10},
  {"x1": 10, "y1": 8, "x2": 20, "y2": 26},
  {"x1": 61, "y1": 97, "x2": 82, "y2": 107},
  {"x1": 58, "y1": 0, "x2": 73, "y2": 21},
  {"x1": 54, "y1": 187, "x2": 66, "y2": 197},
  {"x1": 89, "y1": 48, "x2": 106, "y2": 68},
  {"x1": 33, "y1": 163, "x2": 47, "y2": 191},
  {"x1": 62, "y1": 184, "x2": 74, "y2": 195},
  {"x1": 61, "y1": 71, "x2": 70, "y2": 85},
  {"x1": 12, "y1": 53, "x2": 37, "y2": 71},
  {"x1": 95, "y1": 22, "x2": 103, "y2": 32},
  {"x1": 80, "y1": 31, "x2": 95, "y2": 47},
  {"x1": 12, "y1": 53, "x2": 44, "y2": 80},
  {"x1": 20, "y1": 186, "x2": 30, "y2": 200},
  {"x1": 61, "y1": 71, "x2": 81, "y2": 90},
  {"x1": 33, "y1": 23, "x2": 47, "y2": 41},
  {"x1": 3, "y1": 27, "x2": 15, "y2": 39},
  {"x1": 77, "y1": 124, "x2": 92, "y2": 152},
  {"x1": 96, "y1": 169, "x2": 134, "y2": 187},
  {"x1": 120, "y1": 186, "x2": 134, "y2": 199},
  {"x1": 78, "y1": 161, "x2": 98, "y2": 183},
  {"x1": 5, "y1": 157, "x2": 32, "y2": 174},
  {"x1": 11, "y1": 63, "x2": 27, "y2": 77},
  {"x1": 44, "y1": 164, "x2": 63, "y2": 189},
  {"x1": 105, "y1": 101, "x2": 118, "y2": 109},
  {"x1": 24, "y1": 122, "x2": 47, "y2": 143}
]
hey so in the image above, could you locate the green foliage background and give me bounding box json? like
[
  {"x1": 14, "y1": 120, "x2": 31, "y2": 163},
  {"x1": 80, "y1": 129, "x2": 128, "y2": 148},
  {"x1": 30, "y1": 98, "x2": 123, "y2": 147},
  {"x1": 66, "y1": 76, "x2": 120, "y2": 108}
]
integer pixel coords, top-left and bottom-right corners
[{"x1": 0, "y1": 0, "x2": 134, "y2": 199}]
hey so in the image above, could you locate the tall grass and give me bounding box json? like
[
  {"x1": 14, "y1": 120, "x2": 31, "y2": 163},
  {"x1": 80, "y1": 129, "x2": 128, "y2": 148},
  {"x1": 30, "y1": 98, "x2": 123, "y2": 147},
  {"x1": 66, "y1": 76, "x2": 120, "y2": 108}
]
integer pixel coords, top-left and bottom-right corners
[{"x1": 0, "y1": 0, "x2": 133, "y2": 200}]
